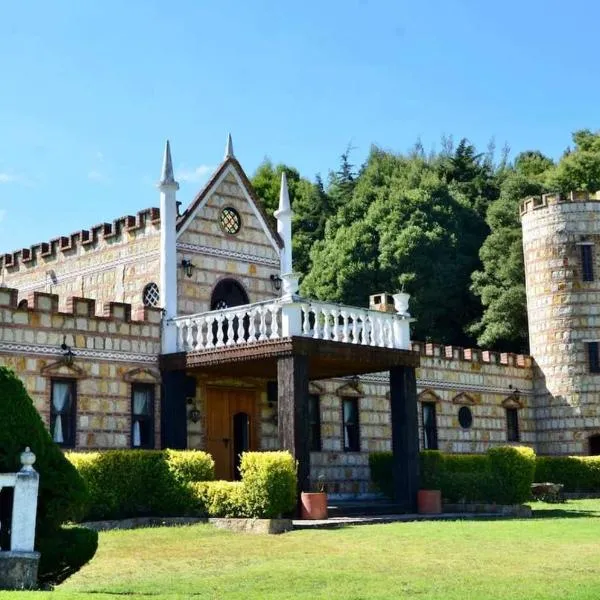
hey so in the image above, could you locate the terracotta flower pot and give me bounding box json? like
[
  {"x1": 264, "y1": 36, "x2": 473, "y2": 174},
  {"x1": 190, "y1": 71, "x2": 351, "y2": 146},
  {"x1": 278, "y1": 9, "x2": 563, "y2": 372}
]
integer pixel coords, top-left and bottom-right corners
[
  {"x1": 300, "y1": 492, "x2": 328, "y2": 520},
  {"x1": 417, "y1": 489, "x2": 442, "y2": 514}
]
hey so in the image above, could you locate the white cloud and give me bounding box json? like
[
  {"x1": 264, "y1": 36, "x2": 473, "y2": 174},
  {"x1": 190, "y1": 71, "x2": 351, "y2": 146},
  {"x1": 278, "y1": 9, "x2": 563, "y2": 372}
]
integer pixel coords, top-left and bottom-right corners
[
  {"x1": 0, "y1": 173, "x2": 17, "y2": 184},
  {"x1": 177, "y1": 164, "x2": 214, "y2": 183},
  {"x1": 0, "y1": 209, "x2": 6, "y2": 222}
]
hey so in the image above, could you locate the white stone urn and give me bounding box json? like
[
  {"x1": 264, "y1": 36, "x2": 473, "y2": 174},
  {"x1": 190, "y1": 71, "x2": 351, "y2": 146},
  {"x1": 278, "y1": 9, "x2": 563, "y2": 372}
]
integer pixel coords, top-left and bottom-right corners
[{"x1": 393, "y1": 292, "x2": 411, "y2": 316}]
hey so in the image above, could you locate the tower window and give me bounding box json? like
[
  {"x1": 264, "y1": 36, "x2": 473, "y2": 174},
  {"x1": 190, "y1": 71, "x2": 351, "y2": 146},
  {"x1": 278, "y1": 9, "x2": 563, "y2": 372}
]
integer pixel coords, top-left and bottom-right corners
[
  {"x1": 342, "y1": 397, "x2": 360, "y2": 452},
  {"x1": 588, "y1": 342, "x2": 600, "y2": 373},
  {"x1": 581, "y1": 244, "x2": 594, "y2": 282}
]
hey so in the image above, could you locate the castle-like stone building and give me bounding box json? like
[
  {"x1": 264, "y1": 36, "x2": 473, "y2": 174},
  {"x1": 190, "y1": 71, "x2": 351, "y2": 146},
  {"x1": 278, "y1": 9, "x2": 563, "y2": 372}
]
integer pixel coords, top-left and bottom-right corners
[{"x1": 0, "y1": 137, "x2": 597, "y2": 496}]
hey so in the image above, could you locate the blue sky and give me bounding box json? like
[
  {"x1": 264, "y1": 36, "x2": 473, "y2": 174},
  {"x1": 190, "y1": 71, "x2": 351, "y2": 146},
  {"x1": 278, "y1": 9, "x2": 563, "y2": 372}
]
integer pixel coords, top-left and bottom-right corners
[{"x1": 0, "y1": 0, "x2": 598, "y2": 252}]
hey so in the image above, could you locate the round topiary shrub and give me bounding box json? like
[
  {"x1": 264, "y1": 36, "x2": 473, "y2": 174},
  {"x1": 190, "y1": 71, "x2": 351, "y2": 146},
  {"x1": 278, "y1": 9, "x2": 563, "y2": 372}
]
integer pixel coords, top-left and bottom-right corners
[{"x1": 0, "y1": 366, "x2": 97, "y2": 585}]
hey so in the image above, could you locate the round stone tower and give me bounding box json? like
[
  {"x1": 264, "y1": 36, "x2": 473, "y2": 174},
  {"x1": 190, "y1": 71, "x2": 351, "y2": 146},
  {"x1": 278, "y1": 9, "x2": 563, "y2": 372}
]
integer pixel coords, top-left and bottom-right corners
[{"x1": 521, "y1": 191, "x2": 600, "y2": 455}]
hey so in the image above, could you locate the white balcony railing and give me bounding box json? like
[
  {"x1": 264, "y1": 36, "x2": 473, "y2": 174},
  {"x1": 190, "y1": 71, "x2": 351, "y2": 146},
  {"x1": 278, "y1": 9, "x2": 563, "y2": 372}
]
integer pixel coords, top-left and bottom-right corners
[{"x1": 167, "y1": 298, "x2": 412, "y2": 353}]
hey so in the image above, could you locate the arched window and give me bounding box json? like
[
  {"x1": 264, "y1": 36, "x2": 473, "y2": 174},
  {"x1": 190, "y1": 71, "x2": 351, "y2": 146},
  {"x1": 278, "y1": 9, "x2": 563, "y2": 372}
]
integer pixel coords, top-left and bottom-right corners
[{"x1": 210, "y1": 279, "x2": 249, "y2": 310}]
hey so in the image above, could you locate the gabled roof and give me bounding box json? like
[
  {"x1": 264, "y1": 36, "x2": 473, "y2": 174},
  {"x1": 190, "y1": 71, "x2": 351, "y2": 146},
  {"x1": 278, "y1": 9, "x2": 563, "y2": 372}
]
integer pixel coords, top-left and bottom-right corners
[{"x1": 176, "y1": 157, "x2": 283, "y2": 249}]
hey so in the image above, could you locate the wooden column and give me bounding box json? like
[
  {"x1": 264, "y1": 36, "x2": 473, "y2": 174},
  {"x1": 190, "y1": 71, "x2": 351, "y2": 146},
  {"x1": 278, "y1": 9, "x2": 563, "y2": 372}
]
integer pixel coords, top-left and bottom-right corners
[
  {"x1": 277, "y1": 354, "x2": 310, "y2": 497},
  {"x1": 160, "y1": 369, "x2": 190, "y2": 449},
  {"x1": 389, "y1": 365, "x2": 419, "y2": 511}
]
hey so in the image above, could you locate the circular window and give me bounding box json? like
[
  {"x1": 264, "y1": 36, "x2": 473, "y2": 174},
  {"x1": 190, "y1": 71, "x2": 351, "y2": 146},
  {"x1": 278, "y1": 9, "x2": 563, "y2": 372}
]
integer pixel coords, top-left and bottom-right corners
[
  {"x1": 220, "y1": 207, "x2": 241, "y2": 235},
  {"x1": 458, "y1": 406, "x2": 473, "y2": 429},
  {"x1": 142, "y1": 282, "x2": 160, "y2": 307}
]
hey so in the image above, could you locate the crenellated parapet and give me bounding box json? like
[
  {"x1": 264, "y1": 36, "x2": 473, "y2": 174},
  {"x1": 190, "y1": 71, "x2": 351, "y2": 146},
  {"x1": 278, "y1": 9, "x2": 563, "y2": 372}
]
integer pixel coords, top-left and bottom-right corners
[
  {"x1": 0, "y1": 207, "x2": 160, "y2": 270},
  {"x1": 0, "y1": 286, "x2": 162, "y2": 324},
  {"x1": 411, "y1": 341, "x2": 532, "y2": 369},
  {"x1": 520, "y1": 191, "x2": 600, "y2": 217}
]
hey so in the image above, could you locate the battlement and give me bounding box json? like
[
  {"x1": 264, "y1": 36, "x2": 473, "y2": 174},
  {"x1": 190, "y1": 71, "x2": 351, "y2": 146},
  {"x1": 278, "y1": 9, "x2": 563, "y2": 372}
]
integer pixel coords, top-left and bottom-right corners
[
  {"x1": 0, "y1": 286, "x2": 162, "y2": 324},
  {"x1": 520, "y1": 191, "x2": 600, "y2": 217},
  {"x1": 411, "y1": 341, "x2": 531, "y2": 369},
  {"x1": 0, "y1": 207, "x2": 161, "y2": 270}
]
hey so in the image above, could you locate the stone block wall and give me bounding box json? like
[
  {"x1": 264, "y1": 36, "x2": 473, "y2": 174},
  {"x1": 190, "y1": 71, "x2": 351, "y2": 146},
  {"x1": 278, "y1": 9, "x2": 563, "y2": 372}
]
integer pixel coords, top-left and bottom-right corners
[
  {"x1": 0, "y1": 210, "x2": 161, "y2": 314},
  {"x1": 176, "y1": 168, "x2": 281, "y2": 315},
  {"x1": 521, "y1": 192, "x2": 600, "y2": 454},
  {"x1": 0, "y1": 287, "x2": 162, "y2": 449}
]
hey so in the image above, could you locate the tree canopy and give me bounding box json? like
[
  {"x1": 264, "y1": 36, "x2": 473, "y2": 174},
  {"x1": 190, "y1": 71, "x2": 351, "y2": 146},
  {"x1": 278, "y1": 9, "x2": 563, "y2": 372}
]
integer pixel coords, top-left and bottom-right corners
[{"x1": 251, "y1": 130, "x2": 600, "y2": 352}]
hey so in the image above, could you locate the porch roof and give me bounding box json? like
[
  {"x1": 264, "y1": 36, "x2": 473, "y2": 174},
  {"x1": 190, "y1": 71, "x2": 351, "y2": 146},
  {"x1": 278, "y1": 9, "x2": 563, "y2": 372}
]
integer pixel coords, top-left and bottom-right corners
[{"x1": 159, "y1": 336, "x2": 419, "y2": 380}]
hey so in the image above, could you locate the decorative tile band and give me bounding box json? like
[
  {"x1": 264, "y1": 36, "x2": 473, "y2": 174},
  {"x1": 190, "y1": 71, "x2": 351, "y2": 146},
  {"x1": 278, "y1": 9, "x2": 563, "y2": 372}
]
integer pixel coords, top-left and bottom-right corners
[
  {"x1": 0, "y1": 341, "x2": 158, "y2": 364},
  {"x1": 176, "y1": 242, "x2": 279, "y2": 267}
]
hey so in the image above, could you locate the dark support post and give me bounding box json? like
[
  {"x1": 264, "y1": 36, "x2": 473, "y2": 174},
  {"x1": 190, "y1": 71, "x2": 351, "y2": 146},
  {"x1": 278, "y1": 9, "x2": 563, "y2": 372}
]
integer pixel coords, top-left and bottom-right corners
[
  {"x1": 389, "y1": 365, "x2": 420, "y2": 512},
  {"x1": 277, "y1": 355, "x2": 310, "y2": 502},
  {"x1": 161, "y1": 369, "x2": 189, "y2": 449}
]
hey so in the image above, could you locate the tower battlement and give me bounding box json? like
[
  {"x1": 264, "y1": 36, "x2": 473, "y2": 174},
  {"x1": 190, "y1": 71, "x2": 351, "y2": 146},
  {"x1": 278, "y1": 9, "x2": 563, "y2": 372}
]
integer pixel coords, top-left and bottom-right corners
[
  {"x1": 0, "y1": 207, "x2": 161, "y2": 270},
  {"x1": 520, "y1": 191, "x2": 600, "y2": 217}
]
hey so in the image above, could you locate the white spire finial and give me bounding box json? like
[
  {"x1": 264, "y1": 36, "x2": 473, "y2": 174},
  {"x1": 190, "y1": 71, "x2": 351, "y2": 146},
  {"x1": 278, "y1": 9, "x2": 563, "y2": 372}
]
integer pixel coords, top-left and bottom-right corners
[
  {"x1": 225, "y1": 133, "x2": 234, "y2": 159},
  {"x1": 276, "y1": 171, "x2": 291, "y2": 215},
  {"x1": 159, "y1": 140, "x2": 178, "y2": 189}
]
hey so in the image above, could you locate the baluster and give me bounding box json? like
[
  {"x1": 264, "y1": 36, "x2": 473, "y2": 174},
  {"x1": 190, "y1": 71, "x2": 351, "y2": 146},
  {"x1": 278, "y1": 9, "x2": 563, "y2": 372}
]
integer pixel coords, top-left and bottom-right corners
[
  {"x1": 270, "y1": 305, "x2": 280, "y2": 340},
  {"x1": 341, "y1": 310, "x2": 349, "y2": 343},
  {"x1": 331, "y1": 308, "x2": 340, "y2": 341},
  {"x1": 302, "y1": 305, "x2": 311, "y2": 335},
  {"x1": 362, "y1": 314, "x2": 370, "y2": 345},
  {"x1": 176, "y1": 322, "x2": 185, "y2": 351},
  {"x1": 351, "y1": 312, "x2": 359, "y2": 344},
  {"x1": 312, "y1": 305, "x2": 321, "y2": 339},
  {"x1": 185, "y1": 319, "x2": 194, "y2": 351},
  {"x1": 216, "y1": 314, "x2": 225, "y2": 347},
  {"x1": 225, "y1": 312, "x2": 235, "y2": 346},
  {"x1": 238, "y1": 310, "x2": 248, "y2": 345},
  {"x1": 322, "y1": 307, "x2": 330, "y2": 340},
  {"x1": 386, "y1": 321, "x2": 394, "y2": 348},
  {"x1": 369, "y1": 315, "x2": 377, "y2": 346},
  {"x1": 258, "y1": 307, "x2": 268, "y2": 341},
  {"x1": 248, "y1": 308, "x2": 257, "y2": 341},
  {"x1": 198, "y1": 317, "x2": 207, "y2": 350}
]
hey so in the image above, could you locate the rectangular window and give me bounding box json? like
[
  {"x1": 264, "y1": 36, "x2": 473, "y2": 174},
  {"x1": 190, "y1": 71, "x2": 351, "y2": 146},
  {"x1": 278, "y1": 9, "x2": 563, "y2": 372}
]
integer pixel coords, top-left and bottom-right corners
[
  {"x1": 132, "y1": 383, "x2": 155, "y2": 449},
  {"x1": 308, "y1": 394, "x2": 322, "y2": 452},
  {"x1": 421, "y1": 402, "x2": 438, "y2": 450},
  {"x1": 506, "y1": 408, "x2": 520, "y2": 442},
  {"x1": 50, "y1": 379, "x2": 76, "y2": 448},
  {"x1": 581, "y1": 245, "x2": 594, "y2": 282},
  {"x1": 342, "y1": 397, "x2": 360, "y2": 452},
  {"x1": 589, "y1": 342, "x2": 600, "y2": 373}
]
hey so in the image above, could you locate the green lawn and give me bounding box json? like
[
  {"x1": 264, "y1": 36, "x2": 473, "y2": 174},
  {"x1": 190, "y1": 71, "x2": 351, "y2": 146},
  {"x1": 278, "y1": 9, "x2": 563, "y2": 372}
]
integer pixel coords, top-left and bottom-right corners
[{"x1": 4, "y1": 499, "x2": 600, "y2": 600}]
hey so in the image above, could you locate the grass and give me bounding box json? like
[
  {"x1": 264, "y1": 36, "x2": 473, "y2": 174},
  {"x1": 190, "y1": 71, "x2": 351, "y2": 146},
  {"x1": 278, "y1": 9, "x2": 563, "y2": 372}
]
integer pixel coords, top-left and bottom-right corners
[{"x1": 3, "y1": 499, "x2": 600, "y2": 600}]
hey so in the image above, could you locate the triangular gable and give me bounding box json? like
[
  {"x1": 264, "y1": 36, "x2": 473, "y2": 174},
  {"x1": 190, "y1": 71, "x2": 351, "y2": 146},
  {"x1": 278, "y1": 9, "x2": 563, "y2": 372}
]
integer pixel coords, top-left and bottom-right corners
[{"x1": 176, "y1": 157, "x2": 283, "y2": 253}]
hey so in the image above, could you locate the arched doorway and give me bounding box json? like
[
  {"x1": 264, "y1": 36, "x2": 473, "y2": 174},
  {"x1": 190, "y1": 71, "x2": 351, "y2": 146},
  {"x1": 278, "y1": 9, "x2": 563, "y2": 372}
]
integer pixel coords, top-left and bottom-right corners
[
  {"x1": 210, "y1": 279, "x2": 249, "y2": 310},
  {"x1": 589, "y1": 434, "x2": 600, "y2": 456}
]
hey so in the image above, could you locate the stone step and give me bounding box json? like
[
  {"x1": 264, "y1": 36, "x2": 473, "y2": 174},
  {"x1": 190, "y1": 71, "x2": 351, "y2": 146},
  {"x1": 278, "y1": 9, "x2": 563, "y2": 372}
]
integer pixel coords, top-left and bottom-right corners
[{"x1": 327, "y1": 501, "x2": 405, "y2": 518}]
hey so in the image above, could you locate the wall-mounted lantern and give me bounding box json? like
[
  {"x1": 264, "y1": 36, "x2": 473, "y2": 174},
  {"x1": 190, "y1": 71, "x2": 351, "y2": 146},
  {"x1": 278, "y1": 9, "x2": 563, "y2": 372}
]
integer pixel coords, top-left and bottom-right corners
[
  {"x1": 270, "y1": 274, "x2": 282, "y2": 292},
  {"x1": 181, "y1": 259, "x2": 195, "y2": 278}
]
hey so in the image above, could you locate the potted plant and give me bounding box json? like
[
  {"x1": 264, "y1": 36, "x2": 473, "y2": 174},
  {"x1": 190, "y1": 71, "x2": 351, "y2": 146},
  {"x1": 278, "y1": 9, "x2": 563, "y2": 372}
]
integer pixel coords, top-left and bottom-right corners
[
  {"x1": 418, "y1": 450, "x2": 443, "y2": 514},
  {"x1": 300, "y1": 475, "x2": 328, "y2": 520}
]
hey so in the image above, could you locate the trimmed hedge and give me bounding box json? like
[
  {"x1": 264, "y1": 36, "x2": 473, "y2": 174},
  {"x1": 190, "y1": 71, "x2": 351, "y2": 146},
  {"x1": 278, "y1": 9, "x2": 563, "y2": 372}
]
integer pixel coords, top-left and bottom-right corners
[
  {"x1": 370, "y1": 446, "x2": 536, "y2": 504},
  {"x1": 535, "y1": 456, "x2": 600, "y2": 493},
  {"x1": 193, "y1": 451, "x2": 297, "y2": 518},
  {"x1": 67, "y1": 449, "x2": 214, "y2": 520}
]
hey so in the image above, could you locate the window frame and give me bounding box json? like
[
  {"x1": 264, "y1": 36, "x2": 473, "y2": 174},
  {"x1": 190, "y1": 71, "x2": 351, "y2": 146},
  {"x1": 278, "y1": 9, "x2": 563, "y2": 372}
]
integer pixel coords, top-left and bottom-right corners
[
  {"x1": 506, "y1": 407, "x2": 520, "y2": 442},
  {"x1": 342, "y1": 397, "x2": 360, "y2": 452},
  {"x1": 421, "y1": 402, "x2": 439, "y2": 450},
  {"x1": 50, "y1": 378, "x2": 77, "y2": 448},
  {"x1": 308, "y1": 393, "x2": 322, "y2": 452},
  {"x1": 580, "y1": 244, "x2": 595, "y2": 282},
  {"x1": 131, "y1": 383, "x2": 156, "y2": 449},
  {"x1": 458, "y1": 405, "x2": 473, "y2": 429}
]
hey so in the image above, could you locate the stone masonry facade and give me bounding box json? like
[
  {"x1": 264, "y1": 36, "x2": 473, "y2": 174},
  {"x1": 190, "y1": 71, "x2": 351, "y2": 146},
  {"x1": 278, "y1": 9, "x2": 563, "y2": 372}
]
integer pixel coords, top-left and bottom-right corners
[{"x1": 1, "y1": 140, "x2": 598, "y2": 495}]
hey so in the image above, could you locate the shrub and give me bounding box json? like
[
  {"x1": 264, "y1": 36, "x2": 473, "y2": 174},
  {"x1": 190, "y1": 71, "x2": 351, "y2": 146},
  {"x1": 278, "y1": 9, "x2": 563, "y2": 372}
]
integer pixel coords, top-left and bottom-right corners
[
  {"x1": 240, "y1": 451, "x2": 297, "y2": 518},
  {"x1": 37, "y1": 526, "x2": 98, "y2": 587},
  {"x1": 369, "y1": 446, "x2": 536, "y2": 504},
  {"x1": 0, "y1": 366, "x2": 95, "y2": 583},
  {"x1": 192, "y1": 481, "x2": 246, "y2": 517},
  {"x1": 368, "y1": 452, "x2": 394, "y2": 497},
  {"x1": 535, "y1": 456, "x2": 600, "y2": 492},
  {"x1": 487, "y1": 446, "x2": 536, "y2": 504},
  {"x1": 67, "y1": 449, "x2": 214, "y2": 520}
]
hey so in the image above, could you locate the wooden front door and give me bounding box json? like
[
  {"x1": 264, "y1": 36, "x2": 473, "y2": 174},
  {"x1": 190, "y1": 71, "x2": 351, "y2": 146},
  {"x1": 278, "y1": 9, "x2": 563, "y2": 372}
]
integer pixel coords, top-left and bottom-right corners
[{"x1": 205, "y1": 388, "x2": 257, "y2": 480}]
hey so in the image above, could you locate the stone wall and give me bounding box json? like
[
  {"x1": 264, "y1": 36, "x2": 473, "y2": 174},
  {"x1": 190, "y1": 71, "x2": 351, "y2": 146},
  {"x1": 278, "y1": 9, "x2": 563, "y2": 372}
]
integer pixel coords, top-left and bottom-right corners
[
  {"x1": 521, "y1": 192, "x2": 600, "y2": 454},
  {"x1": 0, "y1": 287, "x2": 162, "y2": 449},
  {"x1": 0, "y1": 209, "x2": 161, "y2": 314},
  {"x1": 176, "y1": 165, "x2": 281, "y2": 315}
]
